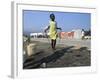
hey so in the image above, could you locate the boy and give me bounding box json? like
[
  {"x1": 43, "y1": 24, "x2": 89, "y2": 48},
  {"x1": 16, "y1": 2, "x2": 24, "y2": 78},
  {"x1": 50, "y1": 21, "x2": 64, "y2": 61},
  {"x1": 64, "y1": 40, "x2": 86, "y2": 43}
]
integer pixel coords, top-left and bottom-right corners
[{"x1": 44, "y1": 13, "x2": 62, "y2": 50}]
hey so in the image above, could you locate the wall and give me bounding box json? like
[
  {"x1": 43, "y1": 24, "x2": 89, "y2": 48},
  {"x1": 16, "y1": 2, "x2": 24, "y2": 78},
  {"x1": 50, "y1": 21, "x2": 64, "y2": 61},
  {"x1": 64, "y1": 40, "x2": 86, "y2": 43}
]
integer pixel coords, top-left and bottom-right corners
[
  {"x1": 0, "y1": 0, "x2": 100, "y2": 80},
  {"x1": 60, "y1": 32, "x2": 74, "y2": 39}
]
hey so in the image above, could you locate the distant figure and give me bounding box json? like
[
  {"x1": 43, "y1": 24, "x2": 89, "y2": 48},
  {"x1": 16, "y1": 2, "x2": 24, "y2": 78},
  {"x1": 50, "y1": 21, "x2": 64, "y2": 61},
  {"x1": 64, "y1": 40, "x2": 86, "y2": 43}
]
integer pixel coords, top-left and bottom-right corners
[
  {"x1": 44, "y1": 13, "x2": 62, "y2": 50},
  {"x1": 81, "y1": 29, "x2": 85, "y2": 40}
]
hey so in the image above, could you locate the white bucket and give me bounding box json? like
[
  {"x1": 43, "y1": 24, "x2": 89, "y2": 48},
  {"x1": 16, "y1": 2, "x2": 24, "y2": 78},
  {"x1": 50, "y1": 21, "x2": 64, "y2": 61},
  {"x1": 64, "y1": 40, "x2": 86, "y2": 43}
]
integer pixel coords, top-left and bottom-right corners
[{"x1": 27, "y1": 43, "x2": 37, "y2": 57}]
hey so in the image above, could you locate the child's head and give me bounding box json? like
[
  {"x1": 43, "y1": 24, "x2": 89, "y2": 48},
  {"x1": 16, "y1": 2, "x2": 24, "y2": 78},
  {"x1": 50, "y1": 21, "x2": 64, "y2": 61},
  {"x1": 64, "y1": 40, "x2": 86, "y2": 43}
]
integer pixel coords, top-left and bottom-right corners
[{"x1": 50, "y1": 13, "x2": 55, "y2": 21}]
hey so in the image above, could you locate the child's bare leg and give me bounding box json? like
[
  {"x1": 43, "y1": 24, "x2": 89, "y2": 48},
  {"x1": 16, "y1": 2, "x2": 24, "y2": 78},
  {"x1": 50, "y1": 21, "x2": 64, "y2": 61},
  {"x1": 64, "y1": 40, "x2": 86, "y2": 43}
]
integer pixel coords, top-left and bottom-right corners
[
  {"x1": 51, "y1": 39, "x2": 56, "y2": 50},
  {"x1": 51, "y1": 39, "x2": 54, "y2": 49},
  {"x1": 53, "y1": 39, "x2": 56, "y2": 50}
]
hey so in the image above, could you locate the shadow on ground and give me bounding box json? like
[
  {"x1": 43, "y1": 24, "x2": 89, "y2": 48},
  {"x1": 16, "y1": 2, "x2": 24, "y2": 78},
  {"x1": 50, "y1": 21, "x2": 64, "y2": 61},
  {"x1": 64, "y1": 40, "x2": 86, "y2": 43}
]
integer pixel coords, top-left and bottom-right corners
[{"x1": 23, "y1": 45, "x2": 91, "y2": 69}]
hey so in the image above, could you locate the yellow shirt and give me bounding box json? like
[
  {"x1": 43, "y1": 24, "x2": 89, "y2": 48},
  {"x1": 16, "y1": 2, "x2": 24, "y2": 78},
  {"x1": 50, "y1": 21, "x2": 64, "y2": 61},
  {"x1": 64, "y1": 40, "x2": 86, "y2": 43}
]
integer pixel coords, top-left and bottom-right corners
[{"x1": 49, "y1": 21, "x2": 57, "y2": 40}]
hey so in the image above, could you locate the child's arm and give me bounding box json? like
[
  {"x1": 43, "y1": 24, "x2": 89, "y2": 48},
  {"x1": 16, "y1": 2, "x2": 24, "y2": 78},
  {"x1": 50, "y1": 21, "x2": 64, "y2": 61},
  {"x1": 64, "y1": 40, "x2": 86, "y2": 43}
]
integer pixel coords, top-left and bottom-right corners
[
  {"x1": 56, "y1": 27, "x2": 62, "y2": 30},
  {"x1": 44, "y1": 26, "x2": 50, "y2": 33},
  {"x1": 55, "y1": 22, "x2": 62, "y2": 30}
]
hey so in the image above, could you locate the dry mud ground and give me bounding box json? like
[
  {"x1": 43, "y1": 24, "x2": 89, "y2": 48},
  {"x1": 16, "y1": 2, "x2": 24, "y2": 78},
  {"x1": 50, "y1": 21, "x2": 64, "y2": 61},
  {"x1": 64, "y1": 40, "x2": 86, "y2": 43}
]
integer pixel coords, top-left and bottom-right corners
[{"x1": 23, "y1": 40, "x2": 91, "y2": 69}]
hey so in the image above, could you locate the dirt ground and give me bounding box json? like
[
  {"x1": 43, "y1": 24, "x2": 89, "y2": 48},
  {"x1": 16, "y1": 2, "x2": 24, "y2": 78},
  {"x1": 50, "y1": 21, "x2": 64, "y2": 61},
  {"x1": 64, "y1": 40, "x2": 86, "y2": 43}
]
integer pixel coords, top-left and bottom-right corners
[{"x1": 23, "y1": 40, "x2": 91, "y2": 69}]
